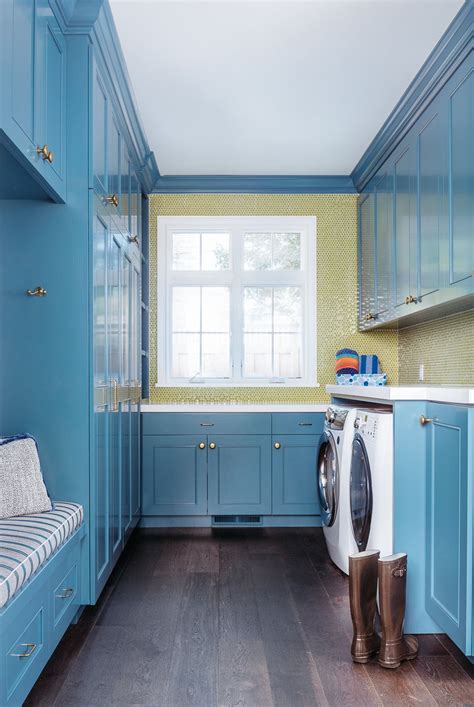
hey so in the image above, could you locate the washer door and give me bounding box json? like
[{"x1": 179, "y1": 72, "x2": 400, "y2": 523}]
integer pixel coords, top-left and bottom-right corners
[
  {"x1": 317, "y1": 434, "x2": 339, "y2": 527},
  {"x1": 350, "y1": 434, "x2": 373, "y2": 551}
]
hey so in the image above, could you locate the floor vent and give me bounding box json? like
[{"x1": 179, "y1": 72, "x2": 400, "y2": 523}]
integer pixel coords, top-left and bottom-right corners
[{"x1": 212, "y1": 515, "x2": 262, "y2": 526}]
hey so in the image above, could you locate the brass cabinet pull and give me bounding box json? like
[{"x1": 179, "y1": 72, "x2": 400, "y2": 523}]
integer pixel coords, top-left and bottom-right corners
[
  {"x1": 420, "y1": 415, "x2": 433, "y2": 426},
  {"x1": 298, "y1": 422, "x2": 312, "y2": 427},
  {"x1": 104, "y1": 194, "x2": 119, "y2": 208},
  {"x1": 36, "y1": 145, "x2": 53, "y2": 163},
  {"x1": 11, "y1": 643, "x2": 37, "y2": 658},
  {"x1": 198, "y1": 442, "x2": 206, "y2": 449},
  {"x1": 128, "y1": 235, "x2": 139, "y2": 245},
  {"x1": 274, "y1": 442, "x2": 281, "y2": 449},
  {"x1": 364, "y1": 313, "x2": 376, "y2": 322},
  {"x1": 55, "y1": 587, "x2": 74, "y2": 599},
  {"x1": 405, "y1": 295, "x2": 418, "y2": 305},
  {"x1": 209, "y1": 442, "x2": 216, "y2": 450},
  {"x1": 26, "y1": 286, "x2": 47, "y2": 297},
  {"x1": 200, "y1": 423, "x2": 214, "y2": 427},
  {"x1": 111, "y1": 379, "x2": 118, "y2": 411}
]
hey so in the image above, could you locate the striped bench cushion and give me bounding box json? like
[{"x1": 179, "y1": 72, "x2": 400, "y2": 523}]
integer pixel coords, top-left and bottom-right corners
[{"x1": 0, "y1": 502, "x2": 84, "y2": 608}]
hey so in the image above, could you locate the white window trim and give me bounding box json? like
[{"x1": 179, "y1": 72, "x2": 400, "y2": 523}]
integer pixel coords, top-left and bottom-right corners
[{"x1": 157, "y1": 216, "x2": 317, "y2": 387}]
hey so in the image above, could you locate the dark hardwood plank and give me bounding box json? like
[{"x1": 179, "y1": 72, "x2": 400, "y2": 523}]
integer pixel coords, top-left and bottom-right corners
[
  {"x1": 217, "y1": 638, "x2": 273, "y2": 707},
  {"x1": 218, "y1": 537, "x2": 262, "y2": 641},
  {"x1": 165, "y1": 572, "x2": 219, "y2": 707},
  {"x1": 413, "y1": 655, "x2": 474, "y2": 704},
  {"x1": 437, "y1": 634, "x2": 474, "y2": 679},
  {"x1": 263, "y1": 639, "x2": 328, "y2": 707},
  {"x1": 364, "y1": 659, "x2": 437, "y2": 706}
]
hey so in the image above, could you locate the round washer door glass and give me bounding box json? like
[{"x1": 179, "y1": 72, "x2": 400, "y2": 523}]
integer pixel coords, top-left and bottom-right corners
[
  {"x1": 350, "y1": 435, "x2": 373, "y2": 551},
  {"x1": 317, "y1": 434, "x2": 339, "y2": 527}
]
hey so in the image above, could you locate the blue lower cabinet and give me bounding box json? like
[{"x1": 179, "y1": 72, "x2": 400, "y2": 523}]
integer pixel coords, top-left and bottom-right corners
[
  {"x1": 207, "y1": 435, "x2": 271, "y2": 515},
  {"x1": 141, "y1": 435, "x2": 207, "y2": 515},
  {"x1": 272, "y1": 435, "x2": 321, "y2": 515},
  {"x1": 425, "y1": 403, "x2": 471, "y2": 654}
]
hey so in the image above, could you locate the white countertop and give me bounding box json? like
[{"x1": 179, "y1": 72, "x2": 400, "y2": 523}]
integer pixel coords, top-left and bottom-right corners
[
  {"x1": 326, "y1": 385, "x2": 474, "y2": 405},
  {"x1": 141, "y1": 403, "x2": 328, "y2": 413}
]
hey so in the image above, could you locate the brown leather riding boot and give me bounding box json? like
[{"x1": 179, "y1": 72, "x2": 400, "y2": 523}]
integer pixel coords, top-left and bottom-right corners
[
  {"x1": 378, "y1": 553, "x2": 418, "y2": 669},
  {"x1": 349, "y1": 550, "x2": 380, "y2": 663}
]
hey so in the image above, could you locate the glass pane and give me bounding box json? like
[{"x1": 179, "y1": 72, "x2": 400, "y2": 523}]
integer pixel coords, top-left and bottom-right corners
[
  {"x1": 202, "y1": 334, "x2": 230, "y2": 377},
  {"x1": 350, "y1": 437, "x2": 372, "y2": 551},
  {"x1": 172, "y1": 232, "x2": 200, "y2": 270},
  {"x1": 172, "y1": 333, "x2": 200, "y2": 378},
  {"x1": 243, "y1": 232, "x2": 272, "y2": 270},
  {"x1": 273, "y1": 233, "x2": 301, "y2": 269},
  {"x1": 244, "y1": 287, "x2": 272, "y2": 332},
  {"x1": 122, "y1": 257, "x2": 130, "y2": 383},
  {"x1": 273, "y1": 287, "x2": 301, "y2": 332},
  {"x1": 243, "y1": 333, "x2": 272, "y2": 377},
  {"x1": 202, "y1": 233, "x2": 230, "y2": 270},
  {"x1": 274, "y1": 333, "x2": 301, "y2": 377},
  {"x1": 172, "y1": 287, "x2": 200, "y2": 332},
  {"x1": 202, "y1": 287, "x2": 229, "y2": 333}
]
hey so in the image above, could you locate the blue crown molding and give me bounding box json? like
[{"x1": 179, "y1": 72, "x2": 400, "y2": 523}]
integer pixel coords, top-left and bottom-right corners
[
  {"x1": 152, "y1": 175, "x2": 356, "y2": 194},
  {"x1": 352, "y1": 0, "x2": 474, "y2": 192},
  {"x1": 49, "y1": 0, "x2": 103, "y2": 34}
]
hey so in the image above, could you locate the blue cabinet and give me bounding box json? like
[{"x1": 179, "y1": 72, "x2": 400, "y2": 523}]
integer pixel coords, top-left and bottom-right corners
[
  {"x1": 272, "y1": 435, "x2": 321, "y2": 515},
  {"x1": 0, "y1": 0, "x2": 66, "y2": 201},
  {"x1": 141, "y1": 435, "x2": 208, "y2": 516},
  {"x1": 208, "y1": 435, "x2": 271, "y2": 514},
  {"x1": 424, "y1": 403, "x2": 471, "y2": 655},
  {"x1": 359, "y1": 50, "x2": 474, "y2": 330}
]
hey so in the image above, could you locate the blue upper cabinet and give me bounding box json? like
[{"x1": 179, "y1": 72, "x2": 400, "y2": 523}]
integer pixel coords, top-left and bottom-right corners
[
  {"x1": 0, "y1": 0, "x2": 66, "y2": 201},
  {"x1": 447, "y1": 54, "x2": 474, "y2": 292},
  {"x1": 359, "y1": 46, "x2": 474, "y2": 330}
]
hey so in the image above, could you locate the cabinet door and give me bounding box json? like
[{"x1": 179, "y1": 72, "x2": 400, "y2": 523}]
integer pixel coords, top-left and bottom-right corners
[
  {"x1": 272, "y1": 435, "x2": 321, "y2": 515},
  {"x1": 108, "y1": 233, "x2": 123, "y2": 564},
  {"x1": 359, "y1": 191, "x2": 376, "y2": 324},
  {"x1": 92, "y1": 61, "x2": 108, "y2": 195},
  {"x1": 394, "y1": 141, "x2": 417, "y2": 308},
  {"x1": 375, "y1": 168, "x2": 394, "y2": 316},
  {"x1": 141, "y1": 435, "x2": 208, "y2": 515},
  {"x1": 207, "y1": 435, "x2": 271, "y2": 515},
  {"x1": 130, "y1": 262, "x2": 141, "y2": 521},
  {"x1": 448, "y1": 59, "x2": 474, "y2": 289},
  {"x1": 36, "y1": 1, "x2": 66, "y2": 192},
  {"x1": 121, "y1": 253, "x2": 132, "y2": 538},
  {"x1": 92, "y1": 200, "x2": 111, "y2": 596},
  {"x1": 425, "y1": 403, "x2": 469, "y2": 653},
  {"x1": 2, "y1": 0, "x2": 37, "y2": 157}
]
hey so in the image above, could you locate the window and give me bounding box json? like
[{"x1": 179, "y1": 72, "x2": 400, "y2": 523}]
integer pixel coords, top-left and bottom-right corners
[{"x1": 157, "y1": 216, "x2": 316, "y2": 386}]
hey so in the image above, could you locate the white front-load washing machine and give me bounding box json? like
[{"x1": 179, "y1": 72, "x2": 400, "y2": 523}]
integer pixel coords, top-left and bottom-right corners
[
  {"x1": 317, "y1": 405, "x2": 358, "y2": 574},
  {"x1": 349, "y1": 409, "x2": 393, "y2": 559}
]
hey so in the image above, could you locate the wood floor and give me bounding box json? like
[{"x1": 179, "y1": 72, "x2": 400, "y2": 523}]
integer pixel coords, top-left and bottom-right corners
[{"x1": 26, "y1": 528, "x2": 474, "y2": 706}]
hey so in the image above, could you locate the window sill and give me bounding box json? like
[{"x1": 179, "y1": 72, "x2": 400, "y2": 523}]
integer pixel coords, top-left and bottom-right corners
[{"x1": 155, "y1": 382, "x2": 321, "y2": 389}]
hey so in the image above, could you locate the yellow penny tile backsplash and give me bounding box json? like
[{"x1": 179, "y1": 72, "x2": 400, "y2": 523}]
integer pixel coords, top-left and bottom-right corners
[
  {"x1": 147, "y1": 194, "x2": 399, "y2": 404},
  {"x1": 398, "y1": 309, "x2": 474, "y2": 385}
]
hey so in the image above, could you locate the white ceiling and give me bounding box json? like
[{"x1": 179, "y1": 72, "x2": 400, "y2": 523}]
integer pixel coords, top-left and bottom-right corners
[{"x1": 110, "y1": 0, "x2": 463, "y2": 176}]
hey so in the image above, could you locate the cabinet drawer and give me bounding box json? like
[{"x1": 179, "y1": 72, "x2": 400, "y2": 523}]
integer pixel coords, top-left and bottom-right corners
[
  {"x1": 272, "y1": 413, "x2": 324, "y2": 435},
  {"x1": 51, "y1": 561, "x2": 79, "y2": 642},
  {"x1": 142, "y1": 413, "x2": 271, "y2": 436},
  {"x1": 6, "y1": 607, "x2": 45, "y2": 701}
]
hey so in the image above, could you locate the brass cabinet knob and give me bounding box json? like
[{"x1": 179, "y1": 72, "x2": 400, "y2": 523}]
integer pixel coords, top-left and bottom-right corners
[
  {"x1": 419, "y1": 415, "x2": 433, "y2": 426},
  {"x1": 198, "y1": 442, "x2": 206, "y2": 449},
  {"x1": 26, "y1": 286, "x2": 47, "y2": 297},
  {"x1": 405, "y1": 294, "x2": 417, "y2": 305},
  {"x1": 209, "y1": 442, "x2": 217, "y2": 450},
  {"x1": 104, "y1": 194, "x2": 119, "y2": 208},
  {"x1": 128, "y1": 235, "x2": 139, "y2": 245},
  {"x1": 36, "y1": 144, "x2": 53, "y2": 163},
  {"x1": 274, "y1": 442, "x2": 281, "y2": 449},
  {"x1": 364, "y1": 313, "x2": 375, "y2": 322}
]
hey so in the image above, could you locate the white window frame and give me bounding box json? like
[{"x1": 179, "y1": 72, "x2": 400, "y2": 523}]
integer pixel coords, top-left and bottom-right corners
[{"x1": 157, "y1": 216, "x2": 317, "y2": 387}]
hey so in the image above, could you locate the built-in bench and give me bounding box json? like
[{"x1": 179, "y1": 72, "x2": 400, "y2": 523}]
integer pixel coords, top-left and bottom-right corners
[{"x1": 0, "y1": 503, "x2": 85, "y2": 706}]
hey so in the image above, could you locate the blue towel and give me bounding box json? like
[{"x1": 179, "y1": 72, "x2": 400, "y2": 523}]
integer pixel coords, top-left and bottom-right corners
[{"x1": 359, "y1": 355, "x2": 380, "y2": 374}]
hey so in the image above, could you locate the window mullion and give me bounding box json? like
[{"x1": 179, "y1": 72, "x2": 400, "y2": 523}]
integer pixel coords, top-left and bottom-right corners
[{"x1": 231, "y1": 228, "x2": 243, "y2": 383}]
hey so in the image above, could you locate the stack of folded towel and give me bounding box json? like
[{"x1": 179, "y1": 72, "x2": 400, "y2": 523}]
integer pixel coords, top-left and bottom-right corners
[{"x1": 335, "y1": 350, "x2": 386, "y2": 386}]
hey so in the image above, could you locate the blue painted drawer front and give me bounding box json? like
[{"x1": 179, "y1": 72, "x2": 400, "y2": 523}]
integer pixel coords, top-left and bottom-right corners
[
  {"x1": 141, "y1": 435, "x2": 208, "y2": 515},
  {"x1": 51, "y1": 559, "x2": 80, "y2": 645},
  {"x1": 425, "y1": 403, "x2": 470, "y2": 654},
  {"x1": 272, "y1": 435, "x2": 321, "y2": 515},
  {"x1": 0, "y1": 0, "x2": 66, "y2": 201},
  {"x1": 271, "y1": 413, "x2": 324, "y2": 436},
  {"x1": 5, "y1": 606, "x2": 45, "y2": 704},
  {"x1": 142, "y1": 413, "x2": 271, "y2": 436},
  {"x1": 207, "y1": 435, "x2": 272, "y2": 514}
]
